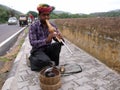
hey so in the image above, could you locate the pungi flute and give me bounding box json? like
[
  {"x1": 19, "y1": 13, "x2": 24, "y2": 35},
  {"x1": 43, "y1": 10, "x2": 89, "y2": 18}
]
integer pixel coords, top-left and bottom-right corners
[{"x1": 46, "y1": 20, "x2": 73, "y2": 54}]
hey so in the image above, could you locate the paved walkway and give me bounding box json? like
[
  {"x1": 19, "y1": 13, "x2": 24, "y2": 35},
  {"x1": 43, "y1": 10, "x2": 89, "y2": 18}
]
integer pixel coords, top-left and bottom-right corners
[{"x1": 2, "y1": 35, "x2": 120, "y2": 90}]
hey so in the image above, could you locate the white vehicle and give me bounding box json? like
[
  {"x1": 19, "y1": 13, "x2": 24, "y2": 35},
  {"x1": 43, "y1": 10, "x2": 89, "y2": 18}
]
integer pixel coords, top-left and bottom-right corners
[{"x1": 8, "y1": 17, "x2": 17, "y2": 25}]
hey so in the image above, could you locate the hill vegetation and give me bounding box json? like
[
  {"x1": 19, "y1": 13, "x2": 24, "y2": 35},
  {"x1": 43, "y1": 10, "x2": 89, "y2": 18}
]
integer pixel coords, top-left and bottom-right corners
[
  {"x1": 0, "y1": 4, "x2": 22, "y2": 23},
  {"x1": 90, "y1": 9, "x2": 120, "y2": 17},
  {"x1": 51, "y1": 9, "x2": 120, "y2": 19}
]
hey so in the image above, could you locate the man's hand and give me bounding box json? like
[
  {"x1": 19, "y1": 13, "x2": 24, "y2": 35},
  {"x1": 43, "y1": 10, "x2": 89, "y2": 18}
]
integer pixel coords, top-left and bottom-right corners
[
  {"x1": 45, "y1": 32, "x2": 55, "y2": 43},
  {"x1": 46, "y1": 32, "x2": 63, "y2": 43},
  {"x1": 56, "y1": 33, "x2": 63, "y2": 39}
]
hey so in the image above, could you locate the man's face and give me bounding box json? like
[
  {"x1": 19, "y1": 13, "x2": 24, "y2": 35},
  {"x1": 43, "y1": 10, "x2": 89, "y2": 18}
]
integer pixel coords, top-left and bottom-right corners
[{"x1": 39, "y1": 12, "x2": 50, "y2": 22}]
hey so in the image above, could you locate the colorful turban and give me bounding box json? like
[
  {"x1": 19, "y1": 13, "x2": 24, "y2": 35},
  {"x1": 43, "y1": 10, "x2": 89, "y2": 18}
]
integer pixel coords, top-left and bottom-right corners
[{"x1": 37, "y1": 4, "x2": 55, "y2": 13}]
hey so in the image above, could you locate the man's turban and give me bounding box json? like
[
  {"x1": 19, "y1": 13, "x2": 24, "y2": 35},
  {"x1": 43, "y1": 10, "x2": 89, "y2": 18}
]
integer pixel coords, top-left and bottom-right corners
[{"x1": 37, "y1": 4, "x2": 55, "y2": 13}]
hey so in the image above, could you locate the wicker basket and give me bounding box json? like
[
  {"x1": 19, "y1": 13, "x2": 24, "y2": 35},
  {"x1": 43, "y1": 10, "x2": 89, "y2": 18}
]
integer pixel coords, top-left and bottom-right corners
[
  {"x1": 39, "y1": 67, "x2": 61, "y2": 85},
  {"x1": 40, "y1": 80, "x2": 61, "y2": 90}
]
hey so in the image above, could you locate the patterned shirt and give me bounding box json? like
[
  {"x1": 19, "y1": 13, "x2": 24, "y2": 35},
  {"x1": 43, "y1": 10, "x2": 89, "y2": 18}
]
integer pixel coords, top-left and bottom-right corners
[{"x1": 29, "y1": 20, "x2": 59, "y2": 49}]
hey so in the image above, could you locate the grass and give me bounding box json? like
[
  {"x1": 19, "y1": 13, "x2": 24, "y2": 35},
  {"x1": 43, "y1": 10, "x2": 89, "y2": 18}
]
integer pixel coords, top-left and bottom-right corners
[{"x1": 55, "y1": 18, "x2": 120, "y2": 73}]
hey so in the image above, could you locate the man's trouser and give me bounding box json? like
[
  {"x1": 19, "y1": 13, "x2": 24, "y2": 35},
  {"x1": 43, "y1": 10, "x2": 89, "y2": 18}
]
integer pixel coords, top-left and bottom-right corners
[{"x1": 29, "y1": 42, "x2": 62, "y2": 71}]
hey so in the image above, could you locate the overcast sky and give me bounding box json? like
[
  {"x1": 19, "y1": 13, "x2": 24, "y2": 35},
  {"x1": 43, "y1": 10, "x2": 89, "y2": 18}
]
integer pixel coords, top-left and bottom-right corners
[{"x1": 0, "y1": 0, "x2": 120, "y2": 14}]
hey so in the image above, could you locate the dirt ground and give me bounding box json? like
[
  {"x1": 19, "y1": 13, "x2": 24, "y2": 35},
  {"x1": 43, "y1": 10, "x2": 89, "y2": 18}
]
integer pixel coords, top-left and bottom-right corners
[
  {"x1": 0, "y1": 61, "x2": 12, "y2": 89},
  {"x1": 0, "y1": 31, "x2": 27, "y2": 89}
]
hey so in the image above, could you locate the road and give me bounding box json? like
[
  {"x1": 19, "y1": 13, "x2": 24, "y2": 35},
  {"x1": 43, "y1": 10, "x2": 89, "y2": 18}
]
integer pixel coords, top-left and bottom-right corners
[{"x1": 0, "y1": 24, "x2": 22, "y2": 43}]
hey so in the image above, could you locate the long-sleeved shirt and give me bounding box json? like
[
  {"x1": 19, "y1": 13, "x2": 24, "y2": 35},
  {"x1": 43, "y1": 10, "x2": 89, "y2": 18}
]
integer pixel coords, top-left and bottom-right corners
[{"x1": 29, "y1": 20, "x2": 59, "y2": 49}]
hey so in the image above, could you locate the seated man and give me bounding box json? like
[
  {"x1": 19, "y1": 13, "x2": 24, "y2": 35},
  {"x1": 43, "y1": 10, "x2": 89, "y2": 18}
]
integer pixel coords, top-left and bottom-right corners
[{"x1": 29, "y1": 4, "x2": 64, "y2": 71}]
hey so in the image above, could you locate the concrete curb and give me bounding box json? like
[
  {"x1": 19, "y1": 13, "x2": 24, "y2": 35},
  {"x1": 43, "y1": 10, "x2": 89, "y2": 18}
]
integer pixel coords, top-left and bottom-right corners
[
  {"x1": 2, "y1": 38, "x2": 27, "y2": 90},
  {"x1": 1, "y1": 26, "x2": 28, "y2": 90},
  {"x1": 0, "y1": 26, "x2": 27, "y2": 56}
]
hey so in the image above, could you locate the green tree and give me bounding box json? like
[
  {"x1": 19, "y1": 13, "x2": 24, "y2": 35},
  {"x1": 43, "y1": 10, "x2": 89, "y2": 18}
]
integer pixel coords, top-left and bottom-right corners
[{"x1": 27, "y1": 11, "x2": 38, "y2": 18}]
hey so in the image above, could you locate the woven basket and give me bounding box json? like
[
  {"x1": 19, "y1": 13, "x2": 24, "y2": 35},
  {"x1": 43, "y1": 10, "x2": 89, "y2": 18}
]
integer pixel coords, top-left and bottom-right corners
[
  {"x1": 40, "y1": 80, "x2": 61, "y2": 90},
  {"x1": 40, "y1": 67, "x2": 61, "y2": 85}
]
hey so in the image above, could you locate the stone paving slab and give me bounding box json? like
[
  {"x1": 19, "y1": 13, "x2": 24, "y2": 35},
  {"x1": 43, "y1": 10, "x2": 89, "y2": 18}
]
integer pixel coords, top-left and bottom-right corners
[{"x1": 2, "y1": 36, "x2": 120, "y2": 90}]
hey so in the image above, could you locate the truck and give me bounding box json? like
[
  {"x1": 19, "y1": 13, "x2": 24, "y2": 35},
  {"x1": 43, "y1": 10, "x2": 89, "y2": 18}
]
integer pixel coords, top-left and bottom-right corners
[{"x1": 19, "y1": 14, "x2": 28, "y2": 27}]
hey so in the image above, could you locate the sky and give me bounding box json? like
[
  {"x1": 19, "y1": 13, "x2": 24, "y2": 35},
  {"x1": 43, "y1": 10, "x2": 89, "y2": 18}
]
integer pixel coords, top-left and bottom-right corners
[{"x1": 0, "y1": 0, "x2": 120, "y2": 14}]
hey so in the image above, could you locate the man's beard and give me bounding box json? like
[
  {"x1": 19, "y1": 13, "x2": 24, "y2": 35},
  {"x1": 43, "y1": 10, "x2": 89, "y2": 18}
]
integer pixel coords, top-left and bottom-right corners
[{"x1": 40, "y1": 20, "x2": 47, "y2": 25}]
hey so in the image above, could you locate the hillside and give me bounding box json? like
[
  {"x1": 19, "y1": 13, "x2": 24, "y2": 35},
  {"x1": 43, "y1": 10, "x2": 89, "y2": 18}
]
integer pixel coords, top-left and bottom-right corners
[
  {"x1": 90, "y1": 9, "x2": 120, "y2": 17},
  {"x1": 1, "y1": 4, "x2": 120, "y2": 23},
  {"x1": 0, "y1": 4, "x2": 22, "y2": 23}
]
